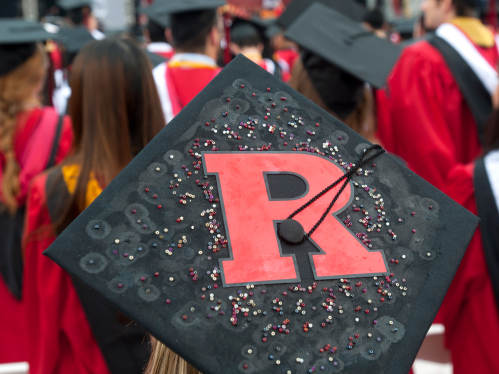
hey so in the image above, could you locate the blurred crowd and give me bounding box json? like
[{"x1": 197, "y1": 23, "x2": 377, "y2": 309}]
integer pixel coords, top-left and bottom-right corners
[{"x1": 0, "y1": 0, "x2": 498, "y2": 373}]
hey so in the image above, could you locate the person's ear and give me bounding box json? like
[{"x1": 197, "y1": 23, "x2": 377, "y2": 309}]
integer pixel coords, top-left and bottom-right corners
[
  {"x1": 229, "y1": 42, "x2": 240, "y2": 56},
  {"x1": 143, "y1": 28, "x2": 151, "y2": 44},
  {"x1": 165, "y1": 28, "x2": 173, "y2": 45},
  {"x1": 208, "y1": 24, "x2": 219, "y2": 47},
  {"x1": 257, "y1": 42, "x2": 264, "y2": 54}
]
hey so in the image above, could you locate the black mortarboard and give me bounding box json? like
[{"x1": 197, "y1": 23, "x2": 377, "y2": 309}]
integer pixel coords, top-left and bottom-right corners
[
  {"x1": 391, "y1": 18, "x2": 416, "y2": 40},
  {"x1": 284, "y1": 3, "x2": 401, "y2": 88},
  {"x1": 265, "y1": 23, "x2": 283, "y2": 39},
  {"x1": 230, "y1": 22, "x2": 262, "y2": 45},
  {"x1": 141, "y1": 3, "x2": 171, "y2": 30},
  {"x1": 153, "y1": 0, "x2": 226, "y2": 15},
  {"x1": 0, "y1": 19, "x2": 58, "y2": 77},
  {"x1": 162, "y1": 0, "x2": 226, "y2": 47},
  {"x1": 45, "y1": 54, "x2": 478, "y2": 374},
  {"x1": 278, "y1": 0, "x2": 366, "y2": 29},
  {"x1": 56, "y1": 26, "x2": 95, "y2": 68},
  {"x1": 57, "y1": 0, "x2": 92, "y2": 11}
]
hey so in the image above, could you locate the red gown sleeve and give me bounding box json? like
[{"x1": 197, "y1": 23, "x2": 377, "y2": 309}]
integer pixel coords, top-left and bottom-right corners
[{"x1": 23, "y1": 174, "x2": 110, "y2": 374}]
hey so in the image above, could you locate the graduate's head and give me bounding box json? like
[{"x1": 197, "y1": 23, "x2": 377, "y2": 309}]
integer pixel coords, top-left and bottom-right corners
[
  {"x1": 229, "y1": 23, "x2": 263, "y2": 56},
  {"x1": 146, "y1": 20, "x2": 169, "y2": 44},
  {"x1": 66, "y1": 38, "x2": 164, "y2": 215},
  {"x1": 170, "y1": 9, "x2": 221, "y2": 59},
  {"x1": 421, "y1": 0, "x2": 477, "y2": 29},
  {"x1": 0, "y1": 43, "x2": 46, "y2": 213}
]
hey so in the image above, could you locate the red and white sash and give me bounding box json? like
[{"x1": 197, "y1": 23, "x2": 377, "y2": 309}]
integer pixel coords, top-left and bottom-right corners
[{"x1": 436, "y1": 23, "x2": 498, "y2": 95}]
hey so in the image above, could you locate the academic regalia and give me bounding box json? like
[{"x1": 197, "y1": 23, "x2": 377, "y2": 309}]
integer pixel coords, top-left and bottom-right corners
[
  {"x1": 150, "y1": 0, "x2": 225, "y2": 124},
  {"x1": 153, "y1": 53, "x2": 221, "y2": 124},
  {"x1": 0, "y1": 109, "x2": 72, "y2": 365},
  {"x1": 376, "y1": 17, "x2": 499, "y2": 374},
  {"x1": 23, "y1": 165, "x2": 150, "y2": 374},
  {"x1": 284, "y1": 4, "x2": 400, "y2": 143},
  {"x1": 147, "y1": 42, "x2": 174, "y2": 60},
  {"x1": 0, "y1": 19, "x2": 71, "y2": 364},
  {"x1": 44, "y1": 54, "x2": 479, "y2": 374},
  {"x1": 141, "y1": 4, "x2": 175, "y2": 61},
  {"x1": 273, "y1": 48, "x2": 299, "y2": 83}
]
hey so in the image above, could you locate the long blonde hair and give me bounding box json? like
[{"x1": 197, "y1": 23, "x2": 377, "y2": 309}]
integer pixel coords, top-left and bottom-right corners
[
  {"x1": 0, "y1": 43, "x2": 46, "y2": 213},
  {"x1": 145, "y1": 337, "x2": 201, "y2": 374}
]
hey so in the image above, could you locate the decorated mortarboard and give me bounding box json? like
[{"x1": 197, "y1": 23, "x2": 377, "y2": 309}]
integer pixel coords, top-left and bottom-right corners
[
  {"x1": 0, "y1": 19, "x2": 59, "y2": 77},
  {"x1": 57, "y1": 0, "x2": 93, "y2": 10},
  {"x1": 45, "y1": 54, "x2": 478, "y2": 374},
  {"x1": 153, "y1": 0, "x2": 226, "y2": 15},
  {"x1": 284, "y1": 3, "x2": 401, "y2": 89},
  {"x1": 278, "y1": 0, "x2": 366, "y2": 29}
]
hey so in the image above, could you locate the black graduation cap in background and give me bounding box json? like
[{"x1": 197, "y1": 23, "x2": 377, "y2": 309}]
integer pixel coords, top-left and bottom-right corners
[
  {"x1": 56, "y1": 26, "x2": 94, "y2": 67},
  {"x1": 0, "y1": 19, "x2": 59, "y2": 77},
  {"x1": 141, "y1": 2, "x2": 171, "y2": 30},
  {"x1": 284, "y1": 3, "x2": 402, "y2": 88},
  {"x1": 57, "y1": 0, "x2": 93, "y2": 11},
  {"x1": 278, "y1": 0, "x2": 367, "y2": 29},
  {"x1": 45, "y1": 54, "x2": 478, "y2": 374},
  {"x1": 152, "y1": 0, "x2": 226, "y2": 15}
]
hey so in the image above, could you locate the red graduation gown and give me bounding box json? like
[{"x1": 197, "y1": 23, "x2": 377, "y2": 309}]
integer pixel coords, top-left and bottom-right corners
[
  {"x1": 0, "y1": 107, "x2": 72, "y2": 364},
  {"x1": 153, "y1": 54, "x2": 221, "y2": 123},
  {"x1": 22, "y1": 168, "x2": 111, "y2": 374},
  {"x1": 274, "y1": 48, "x2": 299, "y2": 83},
  {"x1": 168, "y1": 64, "x2": 221, "y2": 110},
  {"x1": 377, "y1": 31, "x2": 499, "y2": 373}
]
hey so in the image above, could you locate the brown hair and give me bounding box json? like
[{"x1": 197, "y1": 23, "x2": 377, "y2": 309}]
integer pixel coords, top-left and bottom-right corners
[
  {"x1": 289, "y1": 58, "x2": 378, "y2": 143},
  {"x1": 54, "y1": 38, "x2": 165, "y2": 232},
  {"x1": 0, "y1": 43, "x2": 46, "y2": 213},
  {"x1": 145, "y1": 337, "x2": 201, "y2": 374}
]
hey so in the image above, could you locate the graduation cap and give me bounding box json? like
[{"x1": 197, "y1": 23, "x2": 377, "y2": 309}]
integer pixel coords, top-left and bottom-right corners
[
  {"x1": 56, "y1": 26, "x2": 94, "y2": 67},
  {"x1": 141, "y1": 3, "x2": 171, "y2": 30},
  {"x1": 391, "y1": 18, "x2": 417, "y2": 40},
  {"x1": 0, "y1": 19, "x2": 59, "y2": 77},
  {"x1": 153, "y1": 0, "x2": 226, "y2": 47},
  {"x1": 278, "y1": 0, "x2": 367, "y2": 29},
  {"x1": 152, "y1": 0, "x2": 226, "y2": 15},
  {"x1": 265, "y1": 23, "x2": 283, "y2": 39},
  {"x1": 45, "y1": 54, "x2": 478, "y2": 374},
  {"x1": 57, "y1": 0, "x2": 93, "y2": 11},
  {"x1": 284, "y1": 3, "x2": 401, "y2": 88}
]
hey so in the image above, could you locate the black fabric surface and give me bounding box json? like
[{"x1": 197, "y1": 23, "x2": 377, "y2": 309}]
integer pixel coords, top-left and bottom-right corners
[
  {"x1": 474, "y1": 158, "x2": 499, "y2": 310},
  {"x1": 0, "y1": 206, "x2": 25, "y2": 300},
  {"x1": 428, "y1": 36, "x2": 492, "y2": 147},
  {"x1": 0, "y1": 19, "x2": 57, "y2": 44},
  {"x1": 46, "y1": 169, "x2": 150, "y2": 374},
  {"x1": 284, "y1": 3, "x2": 402, "y2": 88},
  {"x1": 45, "y1": 55, "x2": 479, "y2": 374},
  {"x1": 278, "y1": 0, "x2": 366, "y2": 28},
  {"x1": 154, "y1": 0, "x2": 226, "y2": 15}
]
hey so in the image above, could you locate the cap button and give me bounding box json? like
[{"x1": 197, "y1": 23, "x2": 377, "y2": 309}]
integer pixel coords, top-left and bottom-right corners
[{"x1": 278, "y1": 219, "x2": 305, "y2": 244}]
